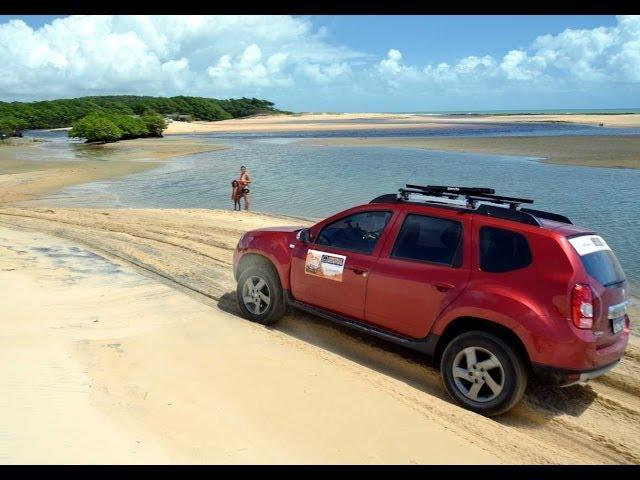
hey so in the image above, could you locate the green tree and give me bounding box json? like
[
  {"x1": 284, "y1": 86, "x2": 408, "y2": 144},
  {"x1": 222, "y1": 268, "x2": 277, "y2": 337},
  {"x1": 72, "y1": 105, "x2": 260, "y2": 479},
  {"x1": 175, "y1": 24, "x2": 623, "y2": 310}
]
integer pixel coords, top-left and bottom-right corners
[
  {"x1": 68, "y1": 113, "x2": 122, "y2": 143},
  {"x1": 141, "y1": 111, "x2": 168, "y2": 137},
  {"x1": 111, "y1": 114, "x2": 149, "y2": 139},
  {"x1": 1, "y1": 95, "x2": 285, "y2": 130},
  {"x1": 0, "y1": 116, "x2": 28, "y2": 136}
]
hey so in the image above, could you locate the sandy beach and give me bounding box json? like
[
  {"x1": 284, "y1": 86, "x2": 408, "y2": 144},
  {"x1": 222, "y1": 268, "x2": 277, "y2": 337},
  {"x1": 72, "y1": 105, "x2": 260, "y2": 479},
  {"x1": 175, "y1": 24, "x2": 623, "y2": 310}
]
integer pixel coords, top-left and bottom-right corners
[
  {"x1": 1, "y1": 121, "x2": 639, "y2": 463},
  {"x1": 0, "y1": 206, "x2": 639, "y2": 464},
  {"x1": 164, "y1": 112, "x2": 640, "y2": 135},
  {"x1": 1, "y1": 225, "x2": 506, "y2": 464},
  {"x1": 306, "y1": 135, "x2": 640, "y2": 169},
  {"x1": 162, "y1": 113, "x2": 640, "y2": 169}
]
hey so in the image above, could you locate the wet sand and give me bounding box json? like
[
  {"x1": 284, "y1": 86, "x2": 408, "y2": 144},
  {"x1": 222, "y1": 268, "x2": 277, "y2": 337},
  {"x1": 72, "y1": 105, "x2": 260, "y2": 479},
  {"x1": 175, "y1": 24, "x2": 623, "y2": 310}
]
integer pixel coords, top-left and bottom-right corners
[
  {"x1": 305, "y1": 135, "x2": 640, "y2": 169},
  {"x1": 0, "y1": 206, "x2": 639, "y2": 464},
  {"x1": 0, "y1": 138, "x2": 224, "y2": 204}
]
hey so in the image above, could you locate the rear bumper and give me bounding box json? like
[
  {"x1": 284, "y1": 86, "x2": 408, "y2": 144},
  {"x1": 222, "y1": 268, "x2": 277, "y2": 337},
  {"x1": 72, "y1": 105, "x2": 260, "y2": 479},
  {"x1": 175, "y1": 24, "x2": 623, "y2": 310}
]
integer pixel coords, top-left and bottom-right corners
[
  {"x1": 519, "y1": 315, "x2": 630, "y2": 373},
  {"x1": 531, "y1": 359, "x2": 620, "y2": 386}
]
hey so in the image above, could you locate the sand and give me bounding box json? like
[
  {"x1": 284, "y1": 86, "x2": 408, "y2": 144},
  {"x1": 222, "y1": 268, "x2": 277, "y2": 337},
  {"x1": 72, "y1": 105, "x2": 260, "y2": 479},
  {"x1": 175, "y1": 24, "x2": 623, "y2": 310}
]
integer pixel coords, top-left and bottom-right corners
[
  {"x1": 0, "y1": 206, "x2": 639, "y2": 464},
  {"x1": 305, "y1": 135, "x2": 640, "y2": 169},
  {"x1": 0, "y1": 224, "x2": 501, "y2": 464},
  {"x1": 162, "y1": 113, "x2": 640, "y2": 169},
  {"x1": 163, "y1": 112, "x2": 640, "y2": 135},
  {"x1": 0, "y1": 138, "x2": 224, "y2": 204},
  {"x1": 1, "y1": 130, "x2": 640, "y2": 463}
]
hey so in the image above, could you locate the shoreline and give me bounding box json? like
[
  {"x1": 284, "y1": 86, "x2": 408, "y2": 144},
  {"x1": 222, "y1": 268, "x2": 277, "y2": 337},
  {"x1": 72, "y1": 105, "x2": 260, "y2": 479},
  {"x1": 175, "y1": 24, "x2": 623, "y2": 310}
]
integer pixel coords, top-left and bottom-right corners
[
  {"x1": 0, "y1": 137, "x2": 226, "y2": 205},
  {"x1": 303, "y1": 135, "x2": 640, "y2": 170}
]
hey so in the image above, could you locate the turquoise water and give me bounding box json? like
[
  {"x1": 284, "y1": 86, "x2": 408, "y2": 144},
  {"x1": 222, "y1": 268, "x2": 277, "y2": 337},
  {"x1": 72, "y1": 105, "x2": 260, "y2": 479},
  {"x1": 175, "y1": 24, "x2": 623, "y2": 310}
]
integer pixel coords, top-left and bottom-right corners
[{"x1": 37, "y1": 131, "x2": 640, "y2": 288}]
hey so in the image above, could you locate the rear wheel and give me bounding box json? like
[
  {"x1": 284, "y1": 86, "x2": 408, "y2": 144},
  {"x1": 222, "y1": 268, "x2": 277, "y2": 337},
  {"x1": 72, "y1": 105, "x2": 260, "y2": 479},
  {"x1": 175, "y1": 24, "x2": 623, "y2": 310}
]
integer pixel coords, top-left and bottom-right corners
[
  {"x1": 440, "y1": 331, "x2": 527, "y2": 416},
  {"x1": 236, "y1": 263, "x2": 286, "y2": 325}
]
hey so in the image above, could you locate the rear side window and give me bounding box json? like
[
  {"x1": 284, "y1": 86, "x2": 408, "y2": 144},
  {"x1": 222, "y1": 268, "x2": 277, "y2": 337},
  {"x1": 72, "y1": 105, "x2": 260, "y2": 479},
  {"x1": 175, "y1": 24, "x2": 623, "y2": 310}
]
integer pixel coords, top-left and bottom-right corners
[
  {"x1": 480, "y1": 226, "x2": 532, "y2": 273},
  {"x1": 391, "y1": 214, "x2": 463, "y2": 266}
]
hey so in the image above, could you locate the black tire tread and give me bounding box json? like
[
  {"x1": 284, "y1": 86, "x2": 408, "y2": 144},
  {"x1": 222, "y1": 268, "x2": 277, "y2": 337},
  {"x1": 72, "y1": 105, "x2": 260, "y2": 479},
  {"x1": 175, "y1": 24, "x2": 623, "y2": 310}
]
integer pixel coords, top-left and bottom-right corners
[
  {"x1": 236, "y1": 262, "x2": 286, "y2": 325},
  {"x1": 440, "y1": 330, "x2": 527, "y2": 416}
]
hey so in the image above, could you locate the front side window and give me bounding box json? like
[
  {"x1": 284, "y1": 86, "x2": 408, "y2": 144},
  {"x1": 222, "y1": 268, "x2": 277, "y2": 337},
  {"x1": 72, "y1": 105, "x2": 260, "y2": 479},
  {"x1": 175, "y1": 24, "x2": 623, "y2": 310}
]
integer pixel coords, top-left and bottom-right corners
[
  {"x1": 315, "y1": 211, "x2": 392, "y2": 254},
  {"x1": 391, "y1": 214, "x2": 463, "y2": 266},
  {"x1": 479, "y1": 226, "x2": 532, "y2": 273}
]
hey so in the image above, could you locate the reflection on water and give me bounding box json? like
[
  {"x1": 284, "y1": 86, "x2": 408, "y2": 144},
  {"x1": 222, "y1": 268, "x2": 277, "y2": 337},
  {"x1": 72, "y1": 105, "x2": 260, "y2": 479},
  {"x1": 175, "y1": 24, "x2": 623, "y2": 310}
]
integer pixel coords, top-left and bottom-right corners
[{"x1": 37, "y1": 132, "x2": 640, "y2": 287}]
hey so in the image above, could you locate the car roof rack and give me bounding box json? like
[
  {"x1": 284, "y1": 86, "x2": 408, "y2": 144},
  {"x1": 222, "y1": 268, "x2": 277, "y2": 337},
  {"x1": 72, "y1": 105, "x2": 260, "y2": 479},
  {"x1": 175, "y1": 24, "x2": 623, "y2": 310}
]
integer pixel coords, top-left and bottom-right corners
[
  {"x1": 403, "y1": 184, "x2": 533, "y2": 210},
  {"x1": 369, "y1": 184, "x2": 572, "y2": 226}
]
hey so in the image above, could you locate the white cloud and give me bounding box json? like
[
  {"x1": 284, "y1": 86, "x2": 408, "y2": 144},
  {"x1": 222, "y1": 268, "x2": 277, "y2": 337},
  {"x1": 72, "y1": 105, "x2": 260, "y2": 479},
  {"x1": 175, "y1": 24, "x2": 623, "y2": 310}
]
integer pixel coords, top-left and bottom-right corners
[
  {"x1": 0, "y1": 15, "x2": 639, "y2": 106},
  {"x1": 0, "y1": 15, "x2": 363, "y2": 99},
  {"x1": 207, "y1": 44, "x2": 293, "y2": 88},
  {"x1": 301, "y1": 61, "x2": 352, "y2": 84},
  {"x1": 500, "y1": 50, "x2": 546, "y2": 80},
  {"x1": 369, "y1": 16, "x2": 640, "y2": 96}
]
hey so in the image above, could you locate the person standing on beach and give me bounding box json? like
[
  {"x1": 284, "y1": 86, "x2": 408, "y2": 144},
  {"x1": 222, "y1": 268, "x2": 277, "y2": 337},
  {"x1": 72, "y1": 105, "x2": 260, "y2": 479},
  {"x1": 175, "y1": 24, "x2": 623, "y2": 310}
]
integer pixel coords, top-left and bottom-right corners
[
  {"x1": 238, "y1": 165, "x2": 252, "y2": 211},
  {"x1": 231, "y1": 180, "x2": 241, "y2": 211}
]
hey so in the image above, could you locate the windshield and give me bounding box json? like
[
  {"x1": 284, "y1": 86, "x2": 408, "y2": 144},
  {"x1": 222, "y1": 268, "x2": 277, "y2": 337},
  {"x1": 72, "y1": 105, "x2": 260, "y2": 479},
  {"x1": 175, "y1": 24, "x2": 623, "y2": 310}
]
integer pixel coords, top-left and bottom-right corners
[{"x1": 568, "y1": 235, "x2": 626, "y2": 287}]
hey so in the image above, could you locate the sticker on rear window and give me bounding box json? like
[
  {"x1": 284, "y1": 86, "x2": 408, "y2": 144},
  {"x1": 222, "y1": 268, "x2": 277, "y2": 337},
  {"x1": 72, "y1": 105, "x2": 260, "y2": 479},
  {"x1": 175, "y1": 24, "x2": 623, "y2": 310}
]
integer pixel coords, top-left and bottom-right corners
[
  {"x1": 568, "y1": 235, "x2": 611, "y2": 256},
  {"x1": 304, "y1": 249, "x2": 346, "y2": 282}
]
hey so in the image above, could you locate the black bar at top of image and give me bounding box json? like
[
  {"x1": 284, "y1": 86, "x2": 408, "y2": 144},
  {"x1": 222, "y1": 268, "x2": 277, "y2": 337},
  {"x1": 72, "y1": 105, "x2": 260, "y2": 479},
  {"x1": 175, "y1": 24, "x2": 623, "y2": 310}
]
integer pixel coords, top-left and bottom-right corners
[{"x1": 2, "y1": 0, "x2": 640, "y2": 15}]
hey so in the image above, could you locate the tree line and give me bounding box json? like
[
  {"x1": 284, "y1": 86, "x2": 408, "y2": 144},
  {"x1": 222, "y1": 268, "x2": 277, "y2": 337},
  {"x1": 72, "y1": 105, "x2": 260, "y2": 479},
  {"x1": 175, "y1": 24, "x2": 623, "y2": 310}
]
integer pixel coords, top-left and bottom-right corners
[{"x1": 0, "y1": 95, "x2": 287, "y2": 138}]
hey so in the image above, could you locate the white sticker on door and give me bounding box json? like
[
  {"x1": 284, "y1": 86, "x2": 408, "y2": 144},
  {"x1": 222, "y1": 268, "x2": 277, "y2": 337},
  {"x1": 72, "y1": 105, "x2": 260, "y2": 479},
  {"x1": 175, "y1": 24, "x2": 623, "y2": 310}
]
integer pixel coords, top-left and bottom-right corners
[{"x1": 304, "y1": 249, "x2": 346, "y2": 282}]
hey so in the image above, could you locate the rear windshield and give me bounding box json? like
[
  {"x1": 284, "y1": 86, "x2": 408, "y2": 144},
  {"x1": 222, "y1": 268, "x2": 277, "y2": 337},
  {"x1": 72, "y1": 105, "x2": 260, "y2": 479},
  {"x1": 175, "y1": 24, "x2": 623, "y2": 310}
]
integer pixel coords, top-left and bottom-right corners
[
  {"x1": 568, "y1": 235, "x2": 626, "y2": 287},
  {"x1": 580, "y1": 250, "x2": 626, "y2": 287}
]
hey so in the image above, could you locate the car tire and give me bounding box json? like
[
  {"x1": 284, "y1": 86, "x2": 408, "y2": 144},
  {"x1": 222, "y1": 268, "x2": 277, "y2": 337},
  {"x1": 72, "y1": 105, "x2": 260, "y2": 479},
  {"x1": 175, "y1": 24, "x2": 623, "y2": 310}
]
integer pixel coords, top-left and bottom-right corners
[
  {"x1": 236, "y1": 262, "x2": 286, "y2": 325},
  {"x1": 440, "y1": 330, "x2": 527, "y2": 416}
]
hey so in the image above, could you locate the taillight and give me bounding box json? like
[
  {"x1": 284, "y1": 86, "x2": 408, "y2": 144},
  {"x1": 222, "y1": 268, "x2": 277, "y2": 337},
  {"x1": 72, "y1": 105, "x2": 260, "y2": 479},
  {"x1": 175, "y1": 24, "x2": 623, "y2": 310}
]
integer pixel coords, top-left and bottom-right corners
[{"x1": 571, "y1": 284, "x2": 594, "y2": 329}]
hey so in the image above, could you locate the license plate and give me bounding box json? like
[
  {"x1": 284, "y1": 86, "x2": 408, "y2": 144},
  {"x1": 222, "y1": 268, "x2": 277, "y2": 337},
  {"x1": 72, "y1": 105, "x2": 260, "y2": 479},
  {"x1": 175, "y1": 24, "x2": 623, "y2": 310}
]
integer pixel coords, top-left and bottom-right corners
[{"x1": 612, "y1": 316, "x2": 625, "y2": 334}]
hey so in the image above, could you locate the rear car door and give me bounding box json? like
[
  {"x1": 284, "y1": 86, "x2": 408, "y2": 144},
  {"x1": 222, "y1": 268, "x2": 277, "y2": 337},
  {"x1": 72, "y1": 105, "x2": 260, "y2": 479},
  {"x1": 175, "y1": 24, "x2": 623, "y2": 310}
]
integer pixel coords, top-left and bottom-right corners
[
  {"x1": 290, "y1": 209, "x2": 394, "y2": 319},
  {"x1": 364, "y1": 207, "x2": 472, "y2": 338}
]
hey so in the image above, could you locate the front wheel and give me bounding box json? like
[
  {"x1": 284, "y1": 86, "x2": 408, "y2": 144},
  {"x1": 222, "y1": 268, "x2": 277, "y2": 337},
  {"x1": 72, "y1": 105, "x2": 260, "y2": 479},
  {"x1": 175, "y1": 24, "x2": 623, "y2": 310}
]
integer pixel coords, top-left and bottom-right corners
[
  {"x1": 236, "y1": 263, "x2": 286, "y2": 325},
  {"x1": 440, "y1": 331, "x2": 527, "y2": 416}
]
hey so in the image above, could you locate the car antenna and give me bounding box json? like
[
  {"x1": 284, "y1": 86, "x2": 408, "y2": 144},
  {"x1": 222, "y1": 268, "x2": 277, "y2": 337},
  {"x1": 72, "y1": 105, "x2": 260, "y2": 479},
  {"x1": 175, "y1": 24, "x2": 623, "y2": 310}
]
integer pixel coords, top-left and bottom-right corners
[{"x1": 403, "y1": 167, "x2": 420, "y2": 191}]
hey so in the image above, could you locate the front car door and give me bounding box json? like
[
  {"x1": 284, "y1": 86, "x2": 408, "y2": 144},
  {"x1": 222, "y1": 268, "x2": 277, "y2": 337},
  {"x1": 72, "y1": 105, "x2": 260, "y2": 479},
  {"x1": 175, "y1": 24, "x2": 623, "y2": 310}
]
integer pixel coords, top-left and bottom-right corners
[
  {"x1": 290, "y1": 208, "x2": 394, "y2": 320},
  {"x1": 365, "y1": 206, "x2": 472, "y2": 338}
]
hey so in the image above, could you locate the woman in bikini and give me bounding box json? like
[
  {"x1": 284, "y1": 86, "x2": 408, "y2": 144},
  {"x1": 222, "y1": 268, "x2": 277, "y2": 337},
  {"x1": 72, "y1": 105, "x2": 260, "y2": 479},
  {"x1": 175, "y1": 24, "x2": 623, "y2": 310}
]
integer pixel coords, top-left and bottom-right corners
[{"x1": 237, "y1": 165, "x2": 252, "y2": 211}]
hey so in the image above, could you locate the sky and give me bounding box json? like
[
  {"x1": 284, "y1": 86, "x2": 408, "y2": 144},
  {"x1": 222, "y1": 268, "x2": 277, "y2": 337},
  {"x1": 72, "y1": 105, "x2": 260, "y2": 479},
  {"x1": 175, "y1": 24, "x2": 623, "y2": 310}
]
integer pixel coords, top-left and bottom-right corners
[{"x1": 0, "y1": 15, "x2": 638, "y2": 112}]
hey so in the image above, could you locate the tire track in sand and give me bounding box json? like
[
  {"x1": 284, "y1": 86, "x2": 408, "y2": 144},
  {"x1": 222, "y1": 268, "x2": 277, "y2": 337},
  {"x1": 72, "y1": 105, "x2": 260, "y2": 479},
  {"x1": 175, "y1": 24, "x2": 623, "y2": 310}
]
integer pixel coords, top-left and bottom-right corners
[{"x1": 1, "y1": 206, "x2": 639, "y2": 464}]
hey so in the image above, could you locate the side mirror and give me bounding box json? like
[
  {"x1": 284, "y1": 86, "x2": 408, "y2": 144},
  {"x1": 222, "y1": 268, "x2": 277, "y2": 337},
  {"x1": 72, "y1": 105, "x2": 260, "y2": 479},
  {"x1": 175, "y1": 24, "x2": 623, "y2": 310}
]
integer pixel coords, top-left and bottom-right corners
[{"x1": 296, "y1": 228, "x2": 310, "y2": 244}]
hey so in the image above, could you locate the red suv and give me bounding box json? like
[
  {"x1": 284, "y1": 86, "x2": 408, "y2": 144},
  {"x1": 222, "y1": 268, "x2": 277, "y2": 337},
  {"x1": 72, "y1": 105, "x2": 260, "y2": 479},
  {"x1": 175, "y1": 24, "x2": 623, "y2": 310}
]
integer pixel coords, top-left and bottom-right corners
[{"x1": 233, "y1": 185, "x2": 631, "y2": 415}]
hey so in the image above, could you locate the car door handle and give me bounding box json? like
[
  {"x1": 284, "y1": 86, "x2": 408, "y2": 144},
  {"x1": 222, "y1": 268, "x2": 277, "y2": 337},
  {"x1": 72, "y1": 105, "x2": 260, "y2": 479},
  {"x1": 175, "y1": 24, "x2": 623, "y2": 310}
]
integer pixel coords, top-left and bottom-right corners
[
  {"x1": 347, "y1": 266, "x2": 368, "y2": 276},
  {"x1": 433, "y1": 282, "x2": 454, "y2": 292}
]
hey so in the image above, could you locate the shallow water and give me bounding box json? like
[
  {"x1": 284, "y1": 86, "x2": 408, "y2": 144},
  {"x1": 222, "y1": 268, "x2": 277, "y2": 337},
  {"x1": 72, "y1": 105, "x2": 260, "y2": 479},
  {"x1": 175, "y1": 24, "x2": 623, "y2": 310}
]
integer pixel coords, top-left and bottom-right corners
[{"x1": 33, "y1": 127, "x2": 640, "y2": 287}]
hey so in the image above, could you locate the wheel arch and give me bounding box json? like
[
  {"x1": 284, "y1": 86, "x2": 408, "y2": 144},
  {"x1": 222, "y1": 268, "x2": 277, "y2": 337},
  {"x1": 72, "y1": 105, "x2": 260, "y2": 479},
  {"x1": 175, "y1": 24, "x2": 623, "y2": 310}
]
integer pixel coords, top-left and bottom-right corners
[
  {"x1": 433, "y1": 316, "x2": 531, "y2": 370},
  {"x1": 236, "y1": 252, "x2": 279, "y2": 280}
]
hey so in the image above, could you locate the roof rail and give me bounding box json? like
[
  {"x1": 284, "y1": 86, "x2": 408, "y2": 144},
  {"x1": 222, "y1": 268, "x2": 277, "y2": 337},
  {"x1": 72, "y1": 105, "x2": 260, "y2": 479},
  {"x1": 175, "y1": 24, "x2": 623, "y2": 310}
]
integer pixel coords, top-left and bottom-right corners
[
  {"x1": 520, "y1": 208, "x2": 572, "y2": 224},
  {"x1": 369, "y1": 184, "x2": 572, "y2": 227},
  {"x1": 476, "y1": 204, "x2": 541, "y2": 226}
]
